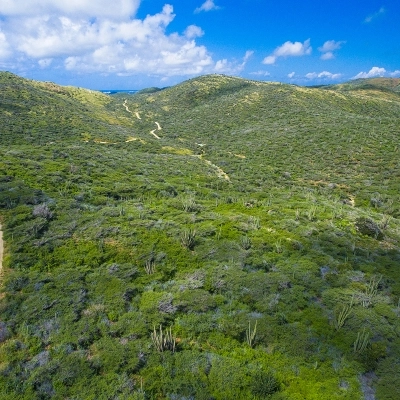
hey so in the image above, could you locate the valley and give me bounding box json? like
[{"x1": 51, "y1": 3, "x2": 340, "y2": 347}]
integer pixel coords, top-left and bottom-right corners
[{"x1": 0, "y1": 72, "x2": 399, "y2": 399}]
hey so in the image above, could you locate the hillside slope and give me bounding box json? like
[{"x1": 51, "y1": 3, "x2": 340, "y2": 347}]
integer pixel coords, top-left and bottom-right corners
[
  {"x1": 326, "y1": 77, "x2": 400, "y2": 94},
  {"x1": 0, "y1": 72, "x2": 132, "y2": 146},
  {"x1": 0, "y1": 73, "x2": 400, "y2": 399}
]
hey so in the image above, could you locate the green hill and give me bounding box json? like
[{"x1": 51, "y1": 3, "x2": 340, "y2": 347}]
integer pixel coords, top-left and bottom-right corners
[
  {"x1": 318, "y1": 77, "x2": 400, "y2": 94},
  {"x1": 0, "y1": 72, "x2": 400, "y2": 399}
]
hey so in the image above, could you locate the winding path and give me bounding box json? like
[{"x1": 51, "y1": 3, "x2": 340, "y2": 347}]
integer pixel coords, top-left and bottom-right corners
[
  {"x1": 123, "y1": 100, "x2": 141, "y2": 120},
  {"x1": 149, "y1": 130, "x2": 161, "y2": 139},
  {"x1": 119, "y1": 103, "x2": 230, "y2": 181},
  {"x1": 150, "y1": 122, "x2": 162, "y2": 139},
  {"x1": 192, "y1": 155, "x2": 230, "y2": 181},
  {"x1": 122, "y1": 100, "x2": 132, "y2": 114}
]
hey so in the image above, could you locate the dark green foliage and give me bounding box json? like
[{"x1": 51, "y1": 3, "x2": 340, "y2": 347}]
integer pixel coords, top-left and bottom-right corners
[
  {"x1": 251, "y1": 371, "x2": 280, "y2": 398},
  {"x1": 355, "y1": 217, "x2": 384, "y2": 239},
  {"x1": 136, "y1": 87, "x2": 165, "y2": 94},
  {"x1": 1, "y1": 72, "x2": 400, "y2": 399}
]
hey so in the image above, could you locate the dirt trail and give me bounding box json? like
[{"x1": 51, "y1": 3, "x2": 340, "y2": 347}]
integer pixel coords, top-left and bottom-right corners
[
  {"x1": 122, "y1": 100, "x2": 132, "y2": 114},
  {"x1": 0, "y1": 223, "x2": 4, "y2": 279},
  {"x1": 149, "y1": 130, "x2": 161, "y2": 139},
  {"x1": 203, "y1": 158, "x2": 230, "y2": 181},
  {"x1": 192, "y1": 155, "x2": 230, "y2": 181},
  {"x1": 123, "y1": 100, "x2": 141, "y2": 120},
  {"x1": 150, "y1": 122, "x2": 162, "y2": 139},
  {"x1": 118, "y1": 105, "x2": 229, "y2": 181}
]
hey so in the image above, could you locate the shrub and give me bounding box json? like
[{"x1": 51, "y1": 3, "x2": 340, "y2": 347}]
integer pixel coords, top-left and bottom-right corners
[
  {"x1": 180, "y1": 229, "x2": 196, "y2": 250},
  {"x1": 151, "y1": 325, "x2": 176, "y2": 352},
  {"x1": 239, "y1": 235, "x2": 252, "y2": 250},
  {"x1": 355, "y1": 217, "x2": 383, "y2": 240},
  {"x1": 251, "y1": 371, "x2": 280, "y2": 398},
  {"x1": 32, "y1": 203, "x2": 53, "y2": 219}
]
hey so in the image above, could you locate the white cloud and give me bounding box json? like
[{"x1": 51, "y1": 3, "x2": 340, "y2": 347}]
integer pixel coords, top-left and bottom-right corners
[
  {"x1": 0, "y1": 30, "x2": 11, "y2": 59},
  {"x1": 250, "y1": 70, "x2": 270, "y2": 77},
  {"x1": 38, "y1": 58, "x2": 53, "y2": 68},
  {"x1": 0, "y1": 0, "x2": 140, "y2": 20},
  {"x1": 0, "y1": 3, "x2": 233, "y2": 78},
  {"x1": 263, "y1": 55, "x2": 276, "y2": 65},
  {"x1": 214, "y1": 59, "x2": 229, "y2": 72},
  {"x1": 12, "y1": 7, "x2": 178, "y2": 59},
  {"x1": 275, "y1": 39, "x2": 312, "y2": 57},
  {"x1": 318, "y1": 40, "x2": 345, "y2": 60},
  {"x1": 194, "y1": 0, "x2": 220, "y2": 13},
  {"x1": 353, "y1": 67, "x2": 400, "y2": 79},
  {"x1": 263, "y1": 39, "x2": 311, "y2": 65},
  {"x1": 318, "y1": 40, "x2": 345, "y2": 53},
  {"x1": 305, "y1": 71, "x2": 342, "y2": 80},
  {"x1": 288, "y1": 72, "x2": 295, "y2": 78},
  {"x1": 320, "y1": 52, "x2": 334, "y2": 60},
  {"x1": 305, "y1": 73, "x2": 317, "y2": 79},
  {"x1": 319, "y1": 71, "x2": 342, "y2": 79},
  {"x1": 243, "y1": 50, "x2": 254, "y2": 63},
  {"x1": 365, "y1": 7, "x2": 385, "y2": 23},
  {"x1": 184, "y1": 25, "x2": 204, "y2": 39},
  {"x1": 213, "y1": 51, "x2": 253, "y2": 75},
  {"x1": 235, "y1": 50, "x2": 254, "y2": 72},
  {"x1": 353, "y1": 66, "x2": 386, "y2": 79}
]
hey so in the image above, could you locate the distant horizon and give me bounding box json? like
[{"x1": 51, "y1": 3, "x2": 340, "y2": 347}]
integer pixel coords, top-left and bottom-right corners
[
  {"x1": 99, "y1": 89, "x2": 139, "y2": 93},
  {"x1": 3, "y1": 69, "x2": 400, "y2": 93},
  {"x1": 0, "y1": 1, "x2": 399, "y2": 90},
  {"x1": 3, "y1": 69, "x2": 400, "y2": 94},
  {"x1": 8, "y1": 70, "x2": 400, "y2": 92}
]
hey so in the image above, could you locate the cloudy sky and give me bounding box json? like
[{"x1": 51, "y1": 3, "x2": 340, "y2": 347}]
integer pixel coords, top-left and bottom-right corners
[{"x1": 0, "y1": 0, "x2": 399, "y2": 89}]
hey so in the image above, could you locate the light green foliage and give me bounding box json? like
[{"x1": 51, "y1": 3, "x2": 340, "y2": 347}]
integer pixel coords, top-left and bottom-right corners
[
  {"x1": 0, "y1": 72, "x2": 400, "y2": 398},
  {"x1": 180, "y1": 195, "x2": 199, "y2": 212},
  {"x1": 251, "y1": 370, "x2": 280, "y2": 399}
]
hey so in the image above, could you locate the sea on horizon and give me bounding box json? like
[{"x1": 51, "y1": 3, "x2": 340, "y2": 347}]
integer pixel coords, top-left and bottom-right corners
[{"x1": 99, "y1": 89, "x2": 138, "y2": 95}]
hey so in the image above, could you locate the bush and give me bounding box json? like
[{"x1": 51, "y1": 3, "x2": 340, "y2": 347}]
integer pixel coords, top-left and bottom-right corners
[
  {"x1": 32, "y1": 203, "x2": 53, "y2": 219},
  {"x1": 355, "y1": 217, "x2": 383, "y2": 240},
  {"x1": 251, "y1": 371, "x2": 280, "y2": 398}
]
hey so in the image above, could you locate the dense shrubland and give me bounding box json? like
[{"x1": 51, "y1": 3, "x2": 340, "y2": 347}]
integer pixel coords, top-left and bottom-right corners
[{"x1": 0, "y1": 72, "x2": 400, "y2": 399}]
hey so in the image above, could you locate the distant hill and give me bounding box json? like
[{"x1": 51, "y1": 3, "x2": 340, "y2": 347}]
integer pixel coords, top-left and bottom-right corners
[
  {"x1": 352, "y1": 77, "x2": 400, "y2": 92},
  {"x1": 136, "y1": 86, "x2": 165, "y2": 94},
  {"x1": 1, "y1": 72, "x2": 400, "y2": 400},
  {"x1": 316, "y1": 76, "x2": 400, "y2": 94}
]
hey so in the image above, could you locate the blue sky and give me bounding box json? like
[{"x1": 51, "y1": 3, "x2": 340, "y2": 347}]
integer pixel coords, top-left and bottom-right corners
[{"x1": 0, "y1": 0, "x2": 399, "y2": 89}]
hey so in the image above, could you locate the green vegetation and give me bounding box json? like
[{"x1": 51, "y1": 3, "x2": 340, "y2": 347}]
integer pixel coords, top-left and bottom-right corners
[
  {"x1": 1, "y1": 71, "x2": 400, "y2": 399},
  {"x1": 136, "y1": 87, "x2": 166, "y2": 95}
]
